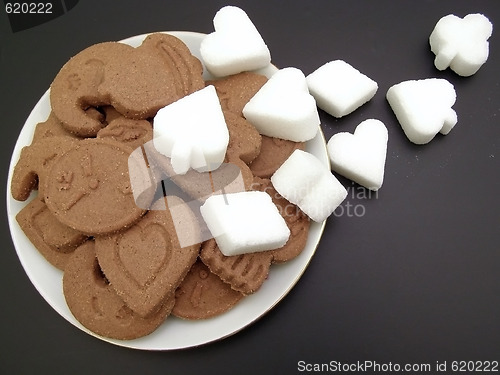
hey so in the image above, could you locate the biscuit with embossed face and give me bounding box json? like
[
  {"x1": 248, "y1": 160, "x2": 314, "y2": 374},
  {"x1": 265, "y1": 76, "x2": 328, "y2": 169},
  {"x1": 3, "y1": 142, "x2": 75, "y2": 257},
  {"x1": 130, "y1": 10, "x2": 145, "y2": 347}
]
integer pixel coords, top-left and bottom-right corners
[
  {"x1": 43, "y1": 138, "x2": 149, "y2": 235},
  {"x1": 173, "y1": 259, "x2": 244, "y2": 320},
  {"x1": 95, "y1": 197, "x2": 201, "y2": 317},
  {"x1": 63, "y1": 241, "x2": 175, "y2": 340}
]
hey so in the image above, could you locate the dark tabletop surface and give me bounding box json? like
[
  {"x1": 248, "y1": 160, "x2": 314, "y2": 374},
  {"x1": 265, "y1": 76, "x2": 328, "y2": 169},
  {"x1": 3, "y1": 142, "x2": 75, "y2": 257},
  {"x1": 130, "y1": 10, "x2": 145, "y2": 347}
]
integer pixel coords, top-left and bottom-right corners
[{"x1": 1, "y1": 1, "x2": 499, "y2": 374}]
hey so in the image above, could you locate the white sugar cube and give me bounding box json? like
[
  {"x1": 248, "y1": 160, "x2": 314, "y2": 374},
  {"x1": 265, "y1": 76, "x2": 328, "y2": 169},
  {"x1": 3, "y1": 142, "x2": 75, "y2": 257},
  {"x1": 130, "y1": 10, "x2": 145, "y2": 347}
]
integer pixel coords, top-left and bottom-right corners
[
  {"x1": 200, "y1": 191, "x2": 290, "y2": 256},
  {"x1": 153, "y1": 85, "x2": 229, "y2": 175},
  {"x1": 327, "y1": 119, "x2": 388, "y2": 191},
  {"x1": 306, "y1": 60, "x2": 378, "y2": 118},
  {"x1": 386, "y1": 78, "x2": 457, "y2": 145},
  {"x1": 271, "y1": 150, "x2": 347, "y2": 222},
  {"x1": 242, "y1": 67, "x2": 320, "y2": 142},
  {"x1": 200, "y1": 6, "x2": 271, "y2": 77},
  {"x1": 430, "y1": 13, "x2": 493, "y2": 77}
]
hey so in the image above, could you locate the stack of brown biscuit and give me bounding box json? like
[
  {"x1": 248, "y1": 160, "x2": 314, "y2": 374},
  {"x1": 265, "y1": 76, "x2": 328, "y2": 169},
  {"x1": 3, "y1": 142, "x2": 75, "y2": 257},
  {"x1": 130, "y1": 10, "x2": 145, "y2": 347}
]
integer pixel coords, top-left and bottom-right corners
[{"x1": 11, "y1": 33, "x2": 310, "y2": 340}]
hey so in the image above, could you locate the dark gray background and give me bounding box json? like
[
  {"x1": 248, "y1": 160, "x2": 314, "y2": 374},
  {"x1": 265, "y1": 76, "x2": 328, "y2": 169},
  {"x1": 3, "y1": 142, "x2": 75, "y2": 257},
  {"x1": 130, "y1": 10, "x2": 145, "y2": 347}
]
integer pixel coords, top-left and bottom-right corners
[{"x1": 1, "y1": 1, "x2": 499, "y2": 374}]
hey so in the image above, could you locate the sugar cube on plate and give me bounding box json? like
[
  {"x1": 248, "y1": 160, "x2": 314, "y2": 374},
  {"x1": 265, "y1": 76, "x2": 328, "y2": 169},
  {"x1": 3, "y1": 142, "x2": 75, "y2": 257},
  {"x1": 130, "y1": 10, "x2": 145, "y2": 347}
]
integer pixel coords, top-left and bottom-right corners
[
  {"x1": 243, "y1": 67, "x2": 320, "y2": 142},
  {"x1": 153, "y1": 85, "x2": 229, "y2": 175},
  {"x1": 271, "y1": 149, "x2": 347, "y2": 222},
  {"x1": 200, "y1": 191, "x2": 290, "y2": 256},
  {"x1": 306, "y1": 60, "x2": 378, "y2": 118}
]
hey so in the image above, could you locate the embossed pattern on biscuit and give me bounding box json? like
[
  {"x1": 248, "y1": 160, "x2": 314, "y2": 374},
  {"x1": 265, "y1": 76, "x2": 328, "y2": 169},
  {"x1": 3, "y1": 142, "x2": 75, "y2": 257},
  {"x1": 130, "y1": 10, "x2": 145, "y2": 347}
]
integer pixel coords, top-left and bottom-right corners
[
  {"x1": 251, "y1": 177, "x2": 310, "y2": 263},
  {"x1": 95, "y1": 197, "x2": 200, "y2": 317},
  {"x1": 140, "y1": 33, "x2": 205, "y2": 97},
  {"x1": 11, "y1": 136, "x2": 78, "y2": 201},
  {"x1": 97, "y1": 117, "x2": 153, "y2": 150},
  {"x1": 63, "y1": 241, "x2": 175, "y2": 340},
  {"x1": 16, "y1": 198, "x2": 88, "y2": 270},
  {"x1": 43, "y1": 138, "x2": 147, "y2": 235},
  {"x1": 98, "y1": 33, "x2": 205, "y2": 121},
  {"x1": 249, "y1": 135, "x2": 305, "y2": 179},
  {"x1": 50, "y1": 42, "x2": 133, "y2": 137},
  {"x1": 207, "y1": 72, "x2": 268, "y2": 116},
  {"x1": 173, "y1": 259, "x2": 244, "y2": 320},
  {"x1": 199, "y1": 238, "x2": 273, "y2": 295}
]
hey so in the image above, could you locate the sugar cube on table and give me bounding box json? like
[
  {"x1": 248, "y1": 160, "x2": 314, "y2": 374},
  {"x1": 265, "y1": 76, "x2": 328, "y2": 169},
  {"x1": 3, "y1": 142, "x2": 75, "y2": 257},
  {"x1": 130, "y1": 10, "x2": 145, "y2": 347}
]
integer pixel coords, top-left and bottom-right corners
[
  {"x1": 430, "y1": 13, "x2": 493, "y2": 77},
  {"x1": 271, "y1": 149, "x2": 347, "y2": 222},
  {"x1": 200, "y1": 191, "x2": 290, "y2": 256},
  {"x1": 242, "y1": 67, "x2": 320, "y2": 142},
  {"x1": 200, "y1": 6, "x2": 271, "y2": 77},
  {"x1": 327, "y1": 119, "x2": 388, "y2": 191},
  {"x1": 152, "y1": 85, "x2": 229, "y2": 175},
  {"x1": 386, "y1": 78, "x2": 457, "y2": 145},
  {"x1": 306, "y1": 60, "x2": 378, "y2": 118}
]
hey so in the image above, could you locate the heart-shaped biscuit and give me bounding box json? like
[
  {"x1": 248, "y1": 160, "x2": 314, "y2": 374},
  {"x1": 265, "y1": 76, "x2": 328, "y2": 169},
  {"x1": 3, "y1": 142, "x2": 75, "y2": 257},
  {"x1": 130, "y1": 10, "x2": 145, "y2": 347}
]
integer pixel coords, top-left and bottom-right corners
[
  {"x1": 243, "y1": 67, "x2": 320, "y2": 142},
  {"x1": 95, "y1": 197, "x2": 200, "y2": 317},
  {"x1": 386, "y1": 78, "x2": 457, "y2": 145},
  {"x1": 117, "y1": 223, "x2": 171, "y2": 287},
  {"x1": 200, "y1": 6, "x2": 271, "y2": 77},
  {"x1": 327, "y1": 119, "x2": 388, "y2": 191}
]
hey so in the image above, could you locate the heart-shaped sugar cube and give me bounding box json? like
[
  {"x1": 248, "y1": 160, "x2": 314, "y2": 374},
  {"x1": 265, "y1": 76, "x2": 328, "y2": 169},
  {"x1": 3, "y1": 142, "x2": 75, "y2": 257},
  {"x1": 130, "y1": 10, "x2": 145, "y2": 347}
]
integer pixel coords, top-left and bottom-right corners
[
  {"x1": 153, "y1": 85, "x2": 229, "y2": 175},
  {"x1": 327, "y1": 119, "x2": 388, "y2": 191},
  {"x1": 200, "y1": 6, "x2": 271, "y2": 77},
  {"x1": 386, "y1": 78, "x2": 457, "y2": 145},
  {"x1": 430, "y1": 13, "x2": 493, "y2": 76},
  {"x1": 243, "y1": 67, "x2": 320, "y2": 142}
]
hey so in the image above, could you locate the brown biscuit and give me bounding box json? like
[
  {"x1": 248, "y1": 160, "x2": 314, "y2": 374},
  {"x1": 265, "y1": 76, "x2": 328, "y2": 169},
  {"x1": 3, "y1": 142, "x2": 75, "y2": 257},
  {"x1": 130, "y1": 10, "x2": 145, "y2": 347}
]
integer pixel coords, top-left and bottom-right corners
[
  {"x1": 63, "y1": 241, "x2": 175, "y2": 340},
  {"x1": 139, "y1": 33, "x2": 205, "y2": 98},
  {"x1": 223, "y1": 111, "x2": 261, "y2": 165},
  {"x1": 199, "y1": 238, "x2": 273, "y2": 295},
  {"x1": 207, "y1": 72, "x2": 268, "y2": 116},
  {"x1": 97, "y1": 117, "x2": 153, "y2": 150},
  {"x1": 50, "y1": 33, "x2": 204, "y2": 137},
  {"x1": 251, "y1": 177, "x2": 310, "y2": 263},
  {"x1": 173, "y1": 259, "x2": 244, "y2": 320},
  {"x1": 98, "y1": 33, "x2": 205, "y2": 121},
  {"x1": 16, "y1": 198, "x2": 89, "y2": 270},
  {"x1": 11, "y1": 136, "x2": 78, "y2": 201},
  {"x1": 43, "y1": 138, "x2": 148, "y2": 235},
  {"x1": 32, "y1": 112, "x2": 85, "y2": 142},
  {"x1": 50, "y1": 42, "x2": 133, "y2": 137},
  {"x1": 249, "y1": 135, "x2": 305, "y2": 179},
  {"x1": 95, "y1": 196, "x2": 200, "y2": 317}
]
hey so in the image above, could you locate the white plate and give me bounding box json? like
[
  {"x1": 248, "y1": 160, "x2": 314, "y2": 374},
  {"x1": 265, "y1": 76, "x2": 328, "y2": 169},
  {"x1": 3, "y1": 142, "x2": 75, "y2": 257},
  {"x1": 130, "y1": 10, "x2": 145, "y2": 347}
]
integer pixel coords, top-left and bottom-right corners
[{"x1": 6, "y1": 31, "x2": 329, "y2": 350}]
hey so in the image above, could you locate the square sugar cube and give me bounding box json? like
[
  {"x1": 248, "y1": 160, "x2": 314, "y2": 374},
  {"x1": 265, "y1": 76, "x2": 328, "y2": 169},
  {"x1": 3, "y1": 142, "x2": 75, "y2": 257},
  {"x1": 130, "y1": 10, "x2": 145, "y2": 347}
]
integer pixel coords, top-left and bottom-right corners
[
  {"x1": 306, "y1": 60, "x2": 378, "y2": 118},
  {"x1": 271, "y1": 150, "x2": 347, "y2": 222},
  {"x1": 200, "y1": 191, "x2": 290, "y2": 256}
]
